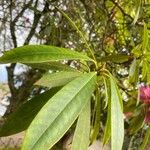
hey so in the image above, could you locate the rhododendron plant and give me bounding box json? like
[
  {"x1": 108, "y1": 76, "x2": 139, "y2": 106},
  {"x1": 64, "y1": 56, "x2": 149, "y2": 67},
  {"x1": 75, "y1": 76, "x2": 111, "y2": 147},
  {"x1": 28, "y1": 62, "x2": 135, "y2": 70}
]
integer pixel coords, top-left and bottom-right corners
[{"x1": 0, "y1": 2, "x2": 150, "y2": 149}]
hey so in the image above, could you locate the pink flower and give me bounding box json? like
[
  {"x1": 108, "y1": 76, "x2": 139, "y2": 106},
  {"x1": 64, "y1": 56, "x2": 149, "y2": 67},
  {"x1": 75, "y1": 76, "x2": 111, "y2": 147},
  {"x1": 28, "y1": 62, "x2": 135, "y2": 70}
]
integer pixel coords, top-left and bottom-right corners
[
  {"x1": 145, "y1": 111, "x2": 150, "y2": 123},
  {"x1": 140, "y1": 86, "x2": 150, "y2": 103}
]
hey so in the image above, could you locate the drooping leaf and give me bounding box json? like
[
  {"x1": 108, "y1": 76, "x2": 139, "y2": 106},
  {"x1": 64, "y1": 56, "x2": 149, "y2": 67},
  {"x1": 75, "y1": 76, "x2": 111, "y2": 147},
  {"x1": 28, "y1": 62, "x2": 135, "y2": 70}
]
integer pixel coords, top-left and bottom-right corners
[
  {"x1": 129, "y1": 59, "x2": 139, "y2": 84},
  {"x1": 133, "y1": 0, "x2": 141, "y2": 25},
  {"x1": 140, "y1": 127, "x2": 150, "y2": 150},
  {"x1": 103, "y1": 76, "x2": 110, "y2": 108},
  {"x1": 142, "y1": 23, "x2": 149, "y2": 53},
  {"x1": 142, "y1": 60, "x2": 148, "y2": 81},
  {"x1": 71, "y1": 100, "x2": 90, "y2": 150},
  {"x1": 36, "y1": 71, "x2": 82, "y2": 88},
  {"x1": 22, "y1": 72, "x2": 96, "y2": 150},
  {"x1": 100, "y1": 54, "x2": 130, "y2": 63},
  {"x1": 26, "y1": 62, "x2": 76, "y2": 71},
  {"x1": 110, "y1": 74, "x2": 124, "y2": 150},
  {"x1": 146, "y1": 64, "x2": 150, "y2": 84},
  {"x1": 141, "y1": 59, "x2": 150, "y2": 83},
  {"x1": 0, "y1": 45, "x2": 93, "y2": 64},
  {"x1": 0, "y1": 88, "x2": 60, "y2": 137},
  {"x1": 103, "y1": 76, "x2": 111, "y2": 145},
  {"x1": 91, "y1": 89, "x2": 101, "y2": 142},
  {"x1": 103, "y1": 104, "x2": 111, "y2": 145}
]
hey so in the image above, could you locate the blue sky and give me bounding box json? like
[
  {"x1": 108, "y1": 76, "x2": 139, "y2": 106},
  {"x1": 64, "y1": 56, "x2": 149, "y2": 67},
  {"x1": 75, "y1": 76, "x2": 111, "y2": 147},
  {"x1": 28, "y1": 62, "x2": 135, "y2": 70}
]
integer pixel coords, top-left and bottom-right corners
[{"x1": 0, "y1": 65, "x2": 8, "y2": 83}]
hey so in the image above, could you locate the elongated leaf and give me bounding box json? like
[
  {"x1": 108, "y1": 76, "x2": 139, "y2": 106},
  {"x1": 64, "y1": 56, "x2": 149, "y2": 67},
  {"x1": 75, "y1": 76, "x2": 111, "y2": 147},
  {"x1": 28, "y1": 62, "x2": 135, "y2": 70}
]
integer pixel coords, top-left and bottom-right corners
[
  {"x1": 103, "y1": 76, "x2": 110, "y2": 108},
  {"x1": 142, "y1": 60, "x2": 148, "y2": 80},
  {"x1": 0, "y1": 45, "x2": 93, "y2": 64},
  {"x1": 103, "y1": 77, "x2": 111, "y2": 145},
  {"x1": 133, "y1": 0, "x2": 141, "y2": 25},
  {"x1": 22, "y1": 72, "x2": 96, "y2": 150},
  {"x1": 140, "y1": 127, "x2": 150, "y2": 150},
  {"x1": 71, "y1": 100, "x2": 90, "y2": 150},
  {"x1": 100, "y1": 54, "x2": 130, "y2": 63},
  {"x1": 110, "y1": 75, "x2": 124, "y2": 150},
  {"x1": 0, "y1": 88, "x2": 60, "y2": 137},
  {"x1": 142, "y1": 23, "x2": 149, "y2": 53},
  {"x1": 26, "y1": 62, "x2": 76, "y2": 71},
  {"x1": 146, "y1": 64, "x2": 150, "y2": 84},
  {"x1": 36, "y1": 71, "x2": 82, "y2": 88},
  {"x1": 141, "y1": 59, "x2": 150, "y2": 83},
  {"x1": 129, "y1": 59, "x2": 139, "y2": 84},
  {"x1": 91, "y1": 89, "x2": 101, "y2": 142},
  {"x1": 103, "y1": 105, "x2": 111, "y2": 145}
]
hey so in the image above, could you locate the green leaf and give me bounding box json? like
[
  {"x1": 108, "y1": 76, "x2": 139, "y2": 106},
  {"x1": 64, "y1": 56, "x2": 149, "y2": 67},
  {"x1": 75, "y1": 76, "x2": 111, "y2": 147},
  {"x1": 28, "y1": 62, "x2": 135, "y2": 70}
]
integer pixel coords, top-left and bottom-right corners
[
  {"x1": 142, "y1": 23, "x2": 149, "y2": 53},
  {"x1": 22, "y1": 72, "x2": 96, "y2": 150},
  {"x1": 141, "y1": 59, "x2": 150, "y2": 83},
  {"x1": 91, "y1": 89, "x2": 101, "y2": 142},
  {"x1": 0, "y1": 45, "x2": 93, "y2": 64},
  {"x1": 100, "y1": 54, "x2": 130, "y2": 63},
  {"x1": 129, "y1": 59, "x2": 139, "y2": 84},
  {"x1": 142, "y1": 60, "x2": 148, "y2": 80},
  {"x1": 110, "y1": 74, "x2": 124, "y2": 150},
  {"x1": 26, "y1": 62, "x2": 76, "y2": 71},
  {"x1": 103, "y1": 76, "x2": 110, "y2": 108},
  {"x1": 103, "y1": 104, "x2": 111, "y2": 145},
  {"x1": 36, "y1": 71, "x2": 82, "y2": 88},
  {"x1": 133, "y1": 0, "x2": 141, "y2": 25},
  {"x1": 146, "y1": 65, "x2": 150, "y2": 84},
  {"x1": 140, "y1": 127, "x2": 150, "y2": 150},
  {"x1": 71, "y1": 100, "x2": 90, "y2": 150},
  {"x1": 0, "y1": 88, "x2": 60, "y2": 137},
  {"x1": 103, "y1": 76, "x2": 111, "y2": 144}
]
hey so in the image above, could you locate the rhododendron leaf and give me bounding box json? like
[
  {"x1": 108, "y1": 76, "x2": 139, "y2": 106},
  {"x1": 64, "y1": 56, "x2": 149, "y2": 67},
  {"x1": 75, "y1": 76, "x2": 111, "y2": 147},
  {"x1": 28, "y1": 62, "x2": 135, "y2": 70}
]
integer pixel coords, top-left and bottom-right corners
[
  {"x1": 71, "y1": 100, "x2": 90, "y2": 150},
  {"x1": 103, "y1": 76, "x2": 111, "y2": 145},
  {"x1": 36, "y1": 71, "x2": 82, "y2": 88},
  {"x1": 110, "y1": 74, "x2": 124, "y2": 150},
  {"x1": 142, "y1": 60, "x2": 150, "y2": 83},
  {"x1": 91, "y1": 89, "x2": 101, "y2": 142},
  {"x1": 142, "y1": 23, "x2": 149, "y2": 53},
  {"x1": 103, "y1": 101, "x2": 111, "y2": 145},
  {"x1": 0, "y1": 45, "x2": 93, "y2": 64},
  {"x1": 142, "y1": 60, "x2": 148, "y2": 81},
  {"x1": 22, "y1": 73, "x2": 96, "y2": 150},
  {"x1": 129, "y1": 59, "x2": 139, "y2": 84},
  {"x1": 133, "y1": 0, "x2": 141, "y2": 25},
  {"x1": 100, "y1": 54, "x2": 130, "y2": 63}
]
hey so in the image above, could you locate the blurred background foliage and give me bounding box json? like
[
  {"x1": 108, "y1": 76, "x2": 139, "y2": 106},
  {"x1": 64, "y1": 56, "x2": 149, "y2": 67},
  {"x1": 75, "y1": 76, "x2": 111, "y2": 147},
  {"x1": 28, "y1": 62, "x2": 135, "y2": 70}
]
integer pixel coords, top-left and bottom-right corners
[{"x1": 0, "y1": 0, "x2": 150, "y2": 149}]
